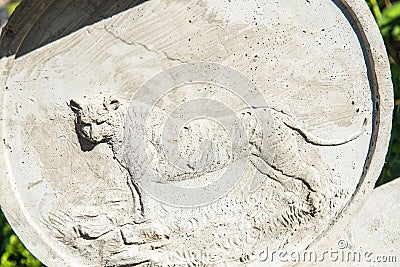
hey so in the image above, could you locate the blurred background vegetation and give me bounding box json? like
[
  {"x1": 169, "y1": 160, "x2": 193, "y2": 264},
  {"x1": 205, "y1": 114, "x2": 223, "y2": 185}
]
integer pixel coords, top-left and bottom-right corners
[{"x1": 0, "y1": 0, "x2": 399, "y2": 266}]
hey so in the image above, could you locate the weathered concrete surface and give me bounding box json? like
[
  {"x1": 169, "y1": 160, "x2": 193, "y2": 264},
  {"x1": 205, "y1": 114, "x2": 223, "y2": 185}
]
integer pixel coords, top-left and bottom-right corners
[
  {"x1": 306, "y1": 178, "x2": 400, "y2": 266},
  {"x1": 351, "y1": 178, "x2": 400, "y2": 258},
  {"x1": 0, "y1": 0, "x2": 393, "y2": 266}
]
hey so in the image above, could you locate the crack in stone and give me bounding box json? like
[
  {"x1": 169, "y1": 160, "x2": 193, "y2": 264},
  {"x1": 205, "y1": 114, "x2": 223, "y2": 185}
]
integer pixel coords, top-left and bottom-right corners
[{"x1": 103, "y1": 25, "x2": 186, "y2": 64}]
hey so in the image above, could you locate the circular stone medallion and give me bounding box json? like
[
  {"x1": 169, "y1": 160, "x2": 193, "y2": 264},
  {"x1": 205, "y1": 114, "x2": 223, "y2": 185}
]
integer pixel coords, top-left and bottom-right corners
[{"x1": 0, "y1": 0, "x2": 393, "y2": 266}]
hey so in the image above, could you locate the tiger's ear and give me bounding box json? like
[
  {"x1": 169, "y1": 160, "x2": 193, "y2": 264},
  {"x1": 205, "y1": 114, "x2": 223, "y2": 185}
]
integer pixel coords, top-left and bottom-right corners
[
  {"x1": 104, "y1": 97, "x2": 121, "y2": 111},
  {"x1": 69, "y1": 99, "x2": 83, "y2": 113}
]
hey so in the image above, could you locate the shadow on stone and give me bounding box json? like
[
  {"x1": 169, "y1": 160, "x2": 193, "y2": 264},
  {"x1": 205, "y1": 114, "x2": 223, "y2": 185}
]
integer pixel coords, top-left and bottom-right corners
[
  {"x1": 75, "y1": 123, "x2": 97, "y2": 152},
  {"x1": 0, "y1": 0, "x2": 148, "y2": 58}
]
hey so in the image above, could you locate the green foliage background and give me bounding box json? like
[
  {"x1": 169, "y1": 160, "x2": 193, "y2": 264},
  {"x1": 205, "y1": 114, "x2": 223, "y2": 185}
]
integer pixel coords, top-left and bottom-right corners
[
  {"x1": 0, "y1": 0, "x2": 399, "y2": 266},
  {"x1": 369, "y1": 0, "x2": 400, "y2": 185}
]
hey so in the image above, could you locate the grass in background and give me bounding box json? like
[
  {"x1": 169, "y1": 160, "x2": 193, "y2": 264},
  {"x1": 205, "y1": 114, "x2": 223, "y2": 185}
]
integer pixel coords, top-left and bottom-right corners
[
  {"x1": 0, "y1": 213, "x2": 41, "y2": 267},
  {"x1": 0, "y1": 0, "x2": 399, "y2": 266}
]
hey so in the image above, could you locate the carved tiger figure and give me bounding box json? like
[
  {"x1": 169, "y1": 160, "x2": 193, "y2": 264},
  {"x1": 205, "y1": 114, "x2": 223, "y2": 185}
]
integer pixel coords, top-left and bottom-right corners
[{"x1": 69, "y1": 94, "x2": 365, "y2": 217}]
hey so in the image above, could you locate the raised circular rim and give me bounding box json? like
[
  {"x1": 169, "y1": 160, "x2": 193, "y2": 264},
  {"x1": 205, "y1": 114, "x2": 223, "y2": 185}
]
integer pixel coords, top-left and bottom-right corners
[
  {"x1": 307, "y1": 0, "x2": 393, "y2": 251},
  {"x1": 0, "y1": 0, "x2": 393, "y2": 266}
]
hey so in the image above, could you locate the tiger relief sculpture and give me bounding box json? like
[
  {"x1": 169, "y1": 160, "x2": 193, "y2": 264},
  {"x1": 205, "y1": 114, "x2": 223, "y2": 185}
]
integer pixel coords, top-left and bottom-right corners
[
  {"x1": 56, "y1": 92, "x2": 365, "y2": 265},
  {"x1": 69, "y1": 93, "x2": 364, "y2": 211}
]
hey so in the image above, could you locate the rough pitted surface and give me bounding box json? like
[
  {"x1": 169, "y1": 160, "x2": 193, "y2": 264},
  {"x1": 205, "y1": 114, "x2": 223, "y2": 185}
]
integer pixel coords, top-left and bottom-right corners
[
  {"x1": 307, "y1": 178, "x2": 400, "y2": 266},
  {"x1": 0, "y1": 0, "x2": 393, "y2": 266}
]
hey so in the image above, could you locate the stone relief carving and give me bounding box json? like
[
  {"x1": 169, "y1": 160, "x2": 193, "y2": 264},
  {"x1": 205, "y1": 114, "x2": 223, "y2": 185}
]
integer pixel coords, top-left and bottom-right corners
[
  {"x1": 0, "y1": 0, "x2": 392, "y2": 266},
  {"x1": 40, "y1": 91, "x2": 365, "y2": 265}
]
